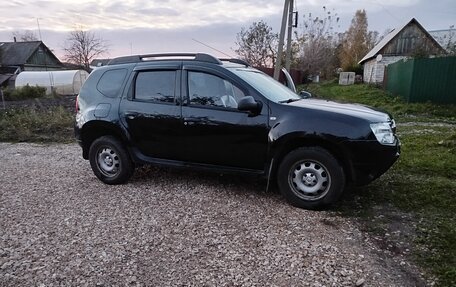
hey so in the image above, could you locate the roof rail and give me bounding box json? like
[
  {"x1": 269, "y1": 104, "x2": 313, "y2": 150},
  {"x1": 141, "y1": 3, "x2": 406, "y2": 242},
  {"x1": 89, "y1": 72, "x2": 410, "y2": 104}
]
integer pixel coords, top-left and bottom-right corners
[
  {"x1": 107, "y1": 53, "x2": 223, "y2": 65},
  {"x1": 220, "y1": 58, "x2": 250, "y2": 66}
]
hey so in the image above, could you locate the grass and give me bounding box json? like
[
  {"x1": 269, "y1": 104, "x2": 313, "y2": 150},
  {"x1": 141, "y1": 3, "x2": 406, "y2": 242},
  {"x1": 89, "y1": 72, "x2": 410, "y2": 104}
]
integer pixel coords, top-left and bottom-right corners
[
  {"x1": 0, "y1": 106, "x2": 74, "y2": 143},
  {"x1": 303, "y1": 81, "x2": 456, "y2": 286},
  {"x1": 305, "y1": 81, "x2": 456, "y2": 121}
]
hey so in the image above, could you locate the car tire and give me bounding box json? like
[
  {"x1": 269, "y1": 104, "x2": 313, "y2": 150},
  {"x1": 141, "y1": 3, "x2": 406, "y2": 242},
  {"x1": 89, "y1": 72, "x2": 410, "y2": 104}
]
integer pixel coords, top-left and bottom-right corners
[
  {"x1": 89, "y1": 136, "x2": 134, "y2": 184},
  {"x1": 277, "y1": 147, "x2": 345, "y2": 210}
]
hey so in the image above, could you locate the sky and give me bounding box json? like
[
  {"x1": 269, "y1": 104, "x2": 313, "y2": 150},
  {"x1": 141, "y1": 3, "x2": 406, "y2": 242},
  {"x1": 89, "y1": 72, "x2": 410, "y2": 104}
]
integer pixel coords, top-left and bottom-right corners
[{"x1": 0, "y1": 0, "x2": 455, "y2": 60}]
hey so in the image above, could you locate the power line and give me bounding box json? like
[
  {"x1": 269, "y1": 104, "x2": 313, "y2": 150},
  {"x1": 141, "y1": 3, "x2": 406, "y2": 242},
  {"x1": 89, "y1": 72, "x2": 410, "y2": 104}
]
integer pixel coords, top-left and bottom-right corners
[
  {"x1": 191, "y1": 38, "x2": 232, "y2": 57},
  {"x1": 369, "y1": 0, "x2": 403, "y2": 24}
]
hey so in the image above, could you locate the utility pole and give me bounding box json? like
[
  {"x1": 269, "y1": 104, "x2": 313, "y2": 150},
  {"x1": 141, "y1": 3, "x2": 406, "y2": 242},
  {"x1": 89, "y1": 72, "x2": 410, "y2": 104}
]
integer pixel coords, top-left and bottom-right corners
[
  {"x1": 274, "y1": 0, "x2": 289, "y2": 80},
  {"x1": 285, "y1": 0, "x2": 294, "y2": 71},
  {"x1": 274, "y1": 0, "x2": 295, "y2": 80}
]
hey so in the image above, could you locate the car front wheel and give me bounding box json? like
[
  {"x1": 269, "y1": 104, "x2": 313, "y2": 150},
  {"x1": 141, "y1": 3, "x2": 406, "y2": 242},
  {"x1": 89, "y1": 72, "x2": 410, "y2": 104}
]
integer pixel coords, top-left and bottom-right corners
[
  {"x1": 89, "y1": 136, "x2": 134, "y2": 184},
  {"x1": 277, "y1": 147, "x2": 345, "y2": 209}
]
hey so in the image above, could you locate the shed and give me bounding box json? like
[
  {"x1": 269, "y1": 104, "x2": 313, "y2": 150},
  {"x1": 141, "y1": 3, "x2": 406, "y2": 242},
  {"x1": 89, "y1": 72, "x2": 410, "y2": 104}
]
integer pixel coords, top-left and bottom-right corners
[
  {"x1": 15, "y1": 70, "x2": 89, "y2": 95},
  {"x1": 359, "y1": 18, "x2": 445, "y2": 84}
]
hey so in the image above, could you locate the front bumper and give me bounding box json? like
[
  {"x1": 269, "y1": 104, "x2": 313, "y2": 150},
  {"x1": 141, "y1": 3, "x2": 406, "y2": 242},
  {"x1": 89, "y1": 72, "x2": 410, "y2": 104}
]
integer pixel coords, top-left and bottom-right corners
[{"x1": 343, "y1": 138, "x2": 401, "y2": 186}]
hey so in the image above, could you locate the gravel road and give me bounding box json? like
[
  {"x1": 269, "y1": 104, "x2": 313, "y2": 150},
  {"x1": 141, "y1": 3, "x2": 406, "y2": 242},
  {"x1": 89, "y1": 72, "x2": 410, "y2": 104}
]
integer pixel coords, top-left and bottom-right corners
[{"x1": 0, "y1": 143, "x2": 420, "y2": 286}]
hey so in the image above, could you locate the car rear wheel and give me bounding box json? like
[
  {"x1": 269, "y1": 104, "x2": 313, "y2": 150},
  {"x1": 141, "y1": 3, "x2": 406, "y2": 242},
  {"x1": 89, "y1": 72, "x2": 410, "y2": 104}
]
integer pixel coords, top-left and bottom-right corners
[
  {"x1": 278, "y1": 147, "x2": 345, "y2": 209},
  {"x1": 89, "y1": 136, "x2": 134, "y2": 184}
]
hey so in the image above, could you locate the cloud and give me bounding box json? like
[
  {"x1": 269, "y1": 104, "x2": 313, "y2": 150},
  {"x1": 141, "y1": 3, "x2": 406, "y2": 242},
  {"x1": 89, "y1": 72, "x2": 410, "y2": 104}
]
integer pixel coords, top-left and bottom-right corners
[
  {"x1": 305, "y1": 0, "x2": 420, "y2": 9},
  {"x1": 133, "y1": 7, "x2": 180, "y2": 17},
  {"x1": 0, "y1": 0, "x2": 284, "y2": 32}
]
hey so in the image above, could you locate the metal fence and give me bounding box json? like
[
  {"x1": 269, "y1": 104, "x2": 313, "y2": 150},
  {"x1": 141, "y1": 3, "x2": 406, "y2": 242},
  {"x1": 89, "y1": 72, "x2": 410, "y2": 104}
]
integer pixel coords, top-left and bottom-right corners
[{"x1": 385, "y1": 56, "x2": 456, "y2": 104}]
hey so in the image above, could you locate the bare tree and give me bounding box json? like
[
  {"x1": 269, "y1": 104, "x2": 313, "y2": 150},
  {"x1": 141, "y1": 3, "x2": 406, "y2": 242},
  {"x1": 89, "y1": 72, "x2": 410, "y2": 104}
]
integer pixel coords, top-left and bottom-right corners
[
  {"x1": 12, "y1": 30, "x2": 38, "y2": 41},
  {"x1": 444, "y1": 25, "x2": 456, "y2": 56},
  {"x1": 235, "y1": 21, "x2": 278, "y2": 67},
  {"x1": 442, "y1": 25, "x2": 456, "y2": 55},
  {"x1": 295, "y1": 6, "x2": 341, "y2": 79},
  {"x1": 63, "y1": 29, "x2": 109, "y2": 71},
  {"x1": 367, "y1": 30, "x2": 379, "y2": 51},
  {"x1": 379, "y1": 28, "x2": 394, "y2": 42}
]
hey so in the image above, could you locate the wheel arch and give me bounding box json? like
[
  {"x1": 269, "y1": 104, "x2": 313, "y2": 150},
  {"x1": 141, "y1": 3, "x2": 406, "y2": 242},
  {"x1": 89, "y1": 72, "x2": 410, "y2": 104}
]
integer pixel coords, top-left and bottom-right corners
[
  {"x1": 80, "y1": 121, "x2": 129, "y2": 159},
  {"x1": 270, "y1": 135, "x2": 354, "y2": 184}
]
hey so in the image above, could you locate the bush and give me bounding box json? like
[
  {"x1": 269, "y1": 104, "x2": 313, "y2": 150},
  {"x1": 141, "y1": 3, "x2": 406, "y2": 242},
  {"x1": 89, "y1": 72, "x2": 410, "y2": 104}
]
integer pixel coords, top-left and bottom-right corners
[
  {"x1": 344, "y1": 64, "x2": 363, "y2": 75},
  {"x1": 0, "y1": 106, "x2": 73, "y2": 142},
  {"x1": 2, "y1": 85, "x2": 47, "y2": 101}
]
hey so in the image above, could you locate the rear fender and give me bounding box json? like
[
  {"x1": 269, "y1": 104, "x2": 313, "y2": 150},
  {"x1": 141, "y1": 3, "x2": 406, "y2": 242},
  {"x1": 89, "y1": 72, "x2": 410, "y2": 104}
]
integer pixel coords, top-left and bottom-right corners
[{"x1": 79, "y1": 121, "x2": 129, "y2": 159}]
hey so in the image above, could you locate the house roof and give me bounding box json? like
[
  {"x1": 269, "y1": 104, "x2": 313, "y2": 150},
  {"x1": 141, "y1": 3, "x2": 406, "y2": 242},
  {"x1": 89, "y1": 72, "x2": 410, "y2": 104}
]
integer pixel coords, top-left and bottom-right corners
[
  {"x1": 0, "y1": 41, "x2": 62, "y2": 67},
  {"x1": 0, "y1": 41, "x2": 43, "y2": 66},
  {"x1": 0, "y1": 74, "x2": 12, "y2": 85},
  {"x1": 359, "y1": 18, "x2": 445, "y2": 64},
  {"x1": 0, "y1": 66, "x2": 19, "y2": 74}
]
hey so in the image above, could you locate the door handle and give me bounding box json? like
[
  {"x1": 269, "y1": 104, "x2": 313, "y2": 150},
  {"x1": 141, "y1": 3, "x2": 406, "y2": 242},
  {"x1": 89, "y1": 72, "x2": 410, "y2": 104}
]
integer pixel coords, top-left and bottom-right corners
[
  {"x1": 183, "y1": 117, "x2": 202, "y2": 126},
  {"x1": 183, "y1": 117, "x2": 202, "y2": 122},
  {"x1": 125, "y1": 112, "x2": 139, "y2": 120}
]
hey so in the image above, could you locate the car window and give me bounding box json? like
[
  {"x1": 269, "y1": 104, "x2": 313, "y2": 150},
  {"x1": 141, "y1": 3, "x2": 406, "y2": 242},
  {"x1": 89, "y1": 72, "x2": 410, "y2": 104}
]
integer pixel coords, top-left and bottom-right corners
[
  {"x1": 135, "y1": 70, "x2": 176, "y2": 103},
  {"x1": 97, "y1": 69, "x2": 128, "y2": 98},
  {"x1": 188, "y1": 71, "x2": 243, "y2": 109}
]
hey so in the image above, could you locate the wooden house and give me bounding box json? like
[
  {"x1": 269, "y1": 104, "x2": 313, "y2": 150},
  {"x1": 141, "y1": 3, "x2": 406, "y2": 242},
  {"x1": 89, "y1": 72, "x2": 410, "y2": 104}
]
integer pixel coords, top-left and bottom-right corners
[
  {"x1": 0, "y1": 41, "x2": 64, "y2": 88},
  {"x1": 359, "y1": 18, "x2": 445, "y2": 84}
]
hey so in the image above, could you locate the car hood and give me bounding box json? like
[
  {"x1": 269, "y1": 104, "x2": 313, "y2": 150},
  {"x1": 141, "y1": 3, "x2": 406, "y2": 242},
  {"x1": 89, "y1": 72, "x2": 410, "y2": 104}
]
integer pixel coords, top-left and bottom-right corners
[{"x1": 288, "y1": 98, "x2": 391, "y2": 123}]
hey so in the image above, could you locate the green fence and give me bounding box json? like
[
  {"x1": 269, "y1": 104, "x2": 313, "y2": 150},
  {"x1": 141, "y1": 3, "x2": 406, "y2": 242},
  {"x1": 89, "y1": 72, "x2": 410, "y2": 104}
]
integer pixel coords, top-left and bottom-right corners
[{"x1": 386, "y1": 56, "x2": 456, "y2": 104}]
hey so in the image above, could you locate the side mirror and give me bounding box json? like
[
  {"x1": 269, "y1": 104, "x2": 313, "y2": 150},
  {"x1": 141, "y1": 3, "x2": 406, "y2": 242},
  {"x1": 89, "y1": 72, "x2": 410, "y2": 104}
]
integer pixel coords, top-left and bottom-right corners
[
  {"x1": 238, "y1": 96, "x2": 262, "y2": 114},
  {"x1": 300, "y1": 91, "x2": 312, "y2": 99}
]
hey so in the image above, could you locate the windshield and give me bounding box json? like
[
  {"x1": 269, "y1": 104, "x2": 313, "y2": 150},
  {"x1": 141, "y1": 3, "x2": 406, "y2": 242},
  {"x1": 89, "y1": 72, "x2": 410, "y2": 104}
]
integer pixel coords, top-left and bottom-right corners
[{"x1": 231, "y1": 68, "x2": 300, "y2": 103}]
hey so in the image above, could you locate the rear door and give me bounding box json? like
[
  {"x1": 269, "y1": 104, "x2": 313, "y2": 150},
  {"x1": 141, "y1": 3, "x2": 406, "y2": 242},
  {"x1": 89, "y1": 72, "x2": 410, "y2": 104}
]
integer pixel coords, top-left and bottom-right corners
[{"x1": 119, "y1": 64, "x2": 184, "y2": 160}]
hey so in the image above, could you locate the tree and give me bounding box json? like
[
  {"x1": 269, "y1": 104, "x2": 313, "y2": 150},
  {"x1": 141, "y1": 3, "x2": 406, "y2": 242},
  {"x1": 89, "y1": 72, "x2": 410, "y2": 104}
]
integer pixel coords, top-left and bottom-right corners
[
  {"x1": 295, "y1": 6, "x2": 341, "y2": 79},
  {"x1": 235, "y1": 21, "x2": 278, "y2": 67},
  {"x1": 12, "y1": 30, "x2": 38, "y2": 41},
  {"x1": 443, "y1": 25, "x2": 456, "y2": 55},
  {"x1": 448, "y1": 36, "x2": 456, "y2": 55},
  {"x1": 367, "y1": 30, "x2": 379, "y2": 51},
  {"x1": 339, "y1": 10, "x2": 376, "y2": 71},
  {"x1": 63, "y1": 29, "x2": 109, "y2": 71}
]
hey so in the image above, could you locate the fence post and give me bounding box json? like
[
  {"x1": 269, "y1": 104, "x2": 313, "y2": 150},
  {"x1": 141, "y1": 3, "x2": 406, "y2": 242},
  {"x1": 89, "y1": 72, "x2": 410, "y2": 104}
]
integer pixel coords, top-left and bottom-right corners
[{"x1": 0, "y1": 88, "x2": 5, "y2": 109}]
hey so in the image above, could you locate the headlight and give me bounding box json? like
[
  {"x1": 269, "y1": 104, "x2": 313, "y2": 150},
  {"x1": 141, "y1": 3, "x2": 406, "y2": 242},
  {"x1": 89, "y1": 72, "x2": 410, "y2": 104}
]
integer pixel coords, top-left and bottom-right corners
[{"x1": 370, "y1": 122, "x2": 395, "y2": 145}]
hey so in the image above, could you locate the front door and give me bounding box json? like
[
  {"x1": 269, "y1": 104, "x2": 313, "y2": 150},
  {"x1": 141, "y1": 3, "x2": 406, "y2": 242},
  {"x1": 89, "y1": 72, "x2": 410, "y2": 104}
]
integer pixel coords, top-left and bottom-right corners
[{"x1": 181, "y1": 68, "x2": 269, "y2": 170}]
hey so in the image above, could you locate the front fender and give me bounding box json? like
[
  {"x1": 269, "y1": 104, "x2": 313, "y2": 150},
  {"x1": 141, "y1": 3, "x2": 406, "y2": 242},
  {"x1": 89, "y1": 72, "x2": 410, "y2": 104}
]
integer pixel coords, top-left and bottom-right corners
[{"x1": 265, "y1": 116, "x2": 363, "y2": 184}]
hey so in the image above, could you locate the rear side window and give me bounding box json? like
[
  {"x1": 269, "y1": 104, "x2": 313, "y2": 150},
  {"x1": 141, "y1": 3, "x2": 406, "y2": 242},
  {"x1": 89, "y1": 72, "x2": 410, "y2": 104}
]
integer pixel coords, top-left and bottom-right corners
[
  {"x1": 97, "y1": 69, "x2": 127, "y2": 97},
  {"x1": 135, "y1": 71, "x2": 176, "y2": 103}
]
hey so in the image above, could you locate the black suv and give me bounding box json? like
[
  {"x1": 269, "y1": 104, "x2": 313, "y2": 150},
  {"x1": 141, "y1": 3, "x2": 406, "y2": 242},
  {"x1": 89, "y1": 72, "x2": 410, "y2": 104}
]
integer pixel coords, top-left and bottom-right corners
[{"x1": 75, "y1": 53, "x2": 400, "y2": 209}]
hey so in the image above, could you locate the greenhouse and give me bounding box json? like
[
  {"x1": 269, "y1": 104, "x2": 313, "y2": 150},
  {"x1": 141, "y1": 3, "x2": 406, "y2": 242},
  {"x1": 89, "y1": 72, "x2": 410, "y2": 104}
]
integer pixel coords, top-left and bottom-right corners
[{"x1": 15, "y1": 70, "x2": 89, "y2": 95}]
